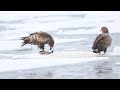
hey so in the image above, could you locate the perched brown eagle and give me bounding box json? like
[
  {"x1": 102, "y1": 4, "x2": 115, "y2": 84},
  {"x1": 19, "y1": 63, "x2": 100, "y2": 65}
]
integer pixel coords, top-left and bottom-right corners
[
  {"x1": 20, "y1": 31, "x2": 54, "y2": 54},
  {"x1": 92, "y1": 27, "x2": 112, "y2": 54}
]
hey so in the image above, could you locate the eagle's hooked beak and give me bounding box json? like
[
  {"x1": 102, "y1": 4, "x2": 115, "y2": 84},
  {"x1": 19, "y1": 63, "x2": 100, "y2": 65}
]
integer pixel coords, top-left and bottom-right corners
[{"x1": 50, "y1": 47, "x2": 52, "y2": 50}]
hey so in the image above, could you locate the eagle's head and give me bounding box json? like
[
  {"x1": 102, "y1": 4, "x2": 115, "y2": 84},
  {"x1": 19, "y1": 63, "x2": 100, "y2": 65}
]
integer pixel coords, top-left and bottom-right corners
[
  {"x1": 100, "y1": 27, "x2": 109, "y2": 34},
  {"x1": 48, "y1": 39, "x2": 54, "y2": 50}
]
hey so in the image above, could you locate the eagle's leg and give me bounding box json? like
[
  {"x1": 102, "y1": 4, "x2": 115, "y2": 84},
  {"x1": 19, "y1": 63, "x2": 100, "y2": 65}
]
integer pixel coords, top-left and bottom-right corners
[
  {"x1": 103, "y1": 48, "x2": 107, "y2": 53},
  {"x1": 38, "y1": 44, "x2": 45, "y2": 54},
  {"x1": 99, "y1": 48, "x2": 107, "y2": 55}
]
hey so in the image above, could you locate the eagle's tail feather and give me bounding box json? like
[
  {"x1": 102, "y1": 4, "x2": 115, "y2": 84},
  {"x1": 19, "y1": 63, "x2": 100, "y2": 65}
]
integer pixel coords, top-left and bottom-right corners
[
  {"x1": 20, "y1": 36, "x2": 27, "y2": 40},
  {"x1": 20, "y1": 36, "x2": 29, "y2": 47}
]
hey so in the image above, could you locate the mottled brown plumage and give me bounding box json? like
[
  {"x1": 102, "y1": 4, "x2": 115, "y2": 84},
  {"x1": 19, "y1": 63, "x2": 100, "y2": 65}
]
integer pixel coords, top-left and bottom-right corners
[
  {"x1": 20, "y1": 31, "x2": 54, "y2": 54},
  {"x1": 92, "y1": 27, "x2": 112, "y2": 54}
]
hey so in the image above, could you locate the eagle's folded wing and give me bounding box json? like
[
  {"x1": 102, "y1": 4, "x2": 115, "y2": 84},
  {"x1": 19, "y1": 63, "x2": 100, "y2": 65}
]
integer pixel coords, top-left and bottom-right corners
[{"x1": 92, "y1": 34, "x2": 104, "y2": 49}]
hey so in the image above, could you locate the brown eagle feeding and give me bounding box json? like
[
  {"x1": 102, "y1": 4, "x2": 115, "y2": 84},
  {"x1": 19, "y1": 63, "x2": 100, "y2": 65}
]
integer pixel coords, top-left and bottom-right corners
[
  {"x1": 20, "y1": 31, "x2": 54, "y2": 54},
  {"x1": 92, "y1": 27, "x2": 112, "y2": 54}
]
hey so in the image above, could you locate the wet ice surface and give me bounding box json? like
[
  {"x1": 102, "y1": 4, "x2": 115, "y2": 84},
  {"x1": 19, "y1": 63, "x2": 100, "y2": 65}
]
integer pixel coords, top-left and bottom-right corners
[
  {"x1": 0, "y1": 11, "x2": 120, "y2": 79},
  {"x1": 0, "y1": 56, "x2": 120, "y2": 79}
]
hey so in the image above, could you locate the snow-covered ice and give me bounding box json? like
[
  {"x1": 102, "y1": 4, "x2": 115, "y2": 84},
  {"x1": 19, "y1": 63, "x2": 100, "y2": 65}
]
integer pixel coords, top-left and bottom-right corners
[{"x1": 0, "y1": 11, "x2": 119, "y2": 79}]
